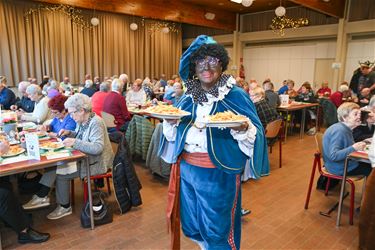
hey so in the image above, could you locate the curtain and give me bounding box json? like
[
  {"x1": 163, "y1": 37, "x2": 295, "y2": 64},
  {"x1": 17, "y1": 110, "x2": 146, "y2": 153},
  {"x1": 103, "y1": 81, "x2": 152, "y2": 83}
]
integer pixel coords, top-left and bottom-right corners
[{"x1": 0, "y1": 0, "x2": 182, "y2": 86}]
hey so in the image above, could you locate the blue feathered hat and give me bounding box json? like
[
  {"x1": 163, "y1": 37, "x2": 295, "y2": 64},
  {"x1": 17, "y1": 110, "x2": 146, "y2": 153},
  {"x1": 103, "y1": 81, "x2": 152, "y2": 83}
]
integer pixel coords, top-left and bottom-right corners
[{"x1": 179, "y1": 35, "x2": 217, "y2": 82}]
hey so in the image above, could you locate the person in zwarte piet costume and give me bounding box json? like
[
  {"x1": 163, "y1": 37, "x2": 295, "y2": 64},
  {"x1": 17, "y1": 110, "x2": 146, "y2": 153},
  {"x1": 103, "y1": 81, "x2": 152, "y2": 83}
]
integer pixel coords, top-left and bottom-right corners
[{"x1": 158, "y1": 35, "x2": 269, "y2": 249}]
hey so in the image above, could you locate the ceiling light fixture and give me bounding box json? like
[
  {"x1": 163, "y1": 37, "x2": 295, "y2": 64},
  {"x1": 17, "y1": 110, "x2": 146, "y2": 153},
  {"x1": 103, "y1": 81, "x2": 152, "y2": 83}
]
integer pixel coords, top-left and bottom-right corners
[
  {"x1": 230, "y1": 0, "x2": 254, "y2": 7},
  {"x1": 130, "y1": 22, "x2": 138, "y2": 30},
  {"x1": 204, "y1": 12, "x2": 216, "y2": 20},
  {"x1": 275, "y1": 6, "x2": 286, "y2": 17},
  {"x1": 241, "y1": 0, "x2": 254, "y2": 7},
  {"x1": 270, "y1": 0, "x2": 308, "y2": 36}
]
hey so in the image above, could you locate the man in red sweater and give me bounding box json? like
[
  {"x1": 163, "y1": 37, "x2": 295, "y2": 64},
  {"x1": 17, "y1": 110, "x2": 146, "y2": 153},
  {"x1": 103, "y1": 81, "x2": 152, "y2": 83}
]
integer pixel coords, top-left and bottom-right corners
[{"x1": 102, "y1": 79, "x2": 131, "y2": 131}]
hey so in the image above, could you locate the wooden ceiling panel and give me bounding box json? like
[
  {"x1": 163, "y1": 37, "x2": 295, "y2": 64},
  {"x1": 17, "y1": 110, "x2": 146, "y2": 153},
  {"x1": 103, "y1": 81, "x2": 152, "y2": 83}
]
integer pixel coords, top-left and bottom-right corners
[
  {"x1": 32, "y1": 0, "x2": 343, "y2": 31},
  {"x1": 34, "y1": 0, "x2": 237, "y2": 30},
  {"x1": 183, "y1": 0, "x2": 297, "y2": 14}
]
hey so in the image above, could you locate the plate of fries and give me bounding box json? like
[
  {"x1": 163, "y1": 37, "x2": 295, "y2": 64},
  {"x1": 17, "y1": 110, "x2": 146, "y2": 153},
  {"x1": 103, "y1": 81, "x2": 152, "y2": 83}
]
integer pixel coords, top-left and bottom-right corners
[
  {"x1": 143, "y1": 105, "x2": 191, "y2": 119},
  {"x1": 40, "y1": 141, "x2": 65, "y2": 151},
  {"x1": 2, "y1": 146, "x2": 26, "y2": 158},
  {"x1": 205, "y1": 111, "x2": 249, "y2": 128}
]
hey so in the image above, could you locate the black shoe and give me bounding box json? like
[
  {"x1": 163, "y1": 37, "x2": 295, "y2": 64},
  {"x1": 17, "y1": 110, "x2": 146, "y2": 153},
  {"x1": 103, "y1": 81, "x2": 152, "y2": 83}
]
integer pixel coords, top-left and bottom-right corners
[{"x1": 18, "y1": 228, "x2": 50, "y2": 244}]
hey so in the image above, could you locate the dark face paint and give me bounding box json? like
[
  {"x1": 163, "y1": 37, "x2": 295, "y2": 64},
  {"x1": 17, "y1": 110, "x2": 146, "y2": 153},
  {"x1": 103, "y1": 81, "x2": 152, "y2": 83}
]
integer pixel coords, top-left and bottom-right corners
[{"x1": 195, "y1": 56, "x2": 222, "y2": 90}]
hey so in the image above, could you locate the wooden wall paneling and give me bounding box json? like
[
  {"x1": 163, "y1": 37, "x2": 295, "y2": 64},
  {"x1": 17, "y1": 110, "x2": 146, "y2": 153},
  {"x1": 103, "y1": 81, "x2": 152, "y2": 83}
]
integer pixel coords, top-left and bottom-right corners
[{"x1": 289, "y1": 0, "x2": 345, "y2": 18}]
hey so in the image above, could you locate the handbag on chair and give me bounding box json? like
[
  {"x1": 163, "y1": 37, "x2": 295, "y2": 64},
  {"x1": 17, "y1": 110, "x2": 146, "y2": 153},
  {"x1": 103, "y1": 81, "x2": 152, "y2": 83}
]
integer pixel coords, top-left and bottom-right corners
[{"x1": 80, "y1": 191, "x2": 113, "y2": 228}]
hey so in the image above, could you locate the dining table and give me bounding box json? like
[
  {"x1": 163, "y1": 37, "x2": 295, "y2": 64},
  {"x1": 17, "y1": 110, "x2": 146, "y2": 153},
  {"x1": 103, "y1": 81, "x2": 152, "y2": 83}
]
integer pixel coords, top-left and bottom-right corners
[
  {"x1": 277, "y1": 102, "x2": 319, "y2": 141},
  {"x1": 336, "y1": 151, "x2": 370, "y2": 227},
  {"x1": 0, "y1": 137, "x2": 95, "y2": 249}
]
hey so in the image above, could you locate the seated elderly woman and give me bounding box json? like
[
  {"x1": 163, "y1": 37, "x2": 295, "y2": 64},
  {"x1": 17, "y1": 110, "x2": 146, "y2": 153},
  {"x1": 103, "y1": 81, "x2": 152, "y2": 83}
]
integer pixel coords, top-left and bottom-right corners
[
  {"x1": 18, "y1": 84, "x2": 51, "y2": 124},
  {"x1": 23, "y1": 95, "x2": 76, "y2": 210},
  {"x1": 295, "y1": 82, "x2": 316, "y2": 103},
  {"x1": 323, "y1": 102, "x2": 372, "y2": 177},
  {"x1": 43, "y1": 94, "x2": 113, "y2": 220},
  {"x1": 142, "y1": 77, "x2": 155, "y2": 100},
  {"x1": 295, "y1": 82, "x2": 317, "y2": 132},
  {"x1": 285, "y1": 79, "x2": 298, "y2": 98},
  {"x1": 163, "y1": 82, "x2": 184, "y2": 106},
  {"x1": 126, "y1": 79, "x2": 147, "y2": 106}
]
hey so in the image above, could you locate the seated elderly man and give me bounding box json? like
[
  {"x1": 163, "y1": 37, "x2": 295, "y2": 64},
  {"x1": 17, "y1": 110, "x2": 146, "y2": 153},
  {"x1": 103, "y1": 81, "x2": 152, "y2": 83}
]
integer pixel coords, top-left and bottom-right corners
[
  {"x1": 10, "y1": 81, "x2": 35, "y2": 112},
  {"x1": 46, "y1": 94, "x2": 113, "y2": 219},
  {"x1": 92, "y1": 81, "x2": 110, "y2": 117},
  {"x1": 126, "y1": 79, "x2": 147, "y2": 106},
  {"x1": 0, "y1": 141, "x2": 50, "y2": 244},
  {"x1": 0, "y1": 76, "x2": 16, "y2": 109},
  {"x1": 250, "y1": 87, "x2": 279, "y2": 129},
  {"x1": 163, "y1": 82, "x2": 184, "y2": 106},
  {"x1": 60, "y1": 77, "x2": 72, "y2": 92},
  {"x1": 103, "y1": 79, "x2": 131, "y2": 131},
  {"x1": 80, "y1": 79, "x2": 96, "y2": 97},
  {"x1": 18, "y1": 84, "x2": 51, "y2": 124},
  {"x1": 263, "y1": 81, "x2": 280, "y2": 109},
  {"x1": 323, "y1": 102, "x2": 372, "y2": 177}
]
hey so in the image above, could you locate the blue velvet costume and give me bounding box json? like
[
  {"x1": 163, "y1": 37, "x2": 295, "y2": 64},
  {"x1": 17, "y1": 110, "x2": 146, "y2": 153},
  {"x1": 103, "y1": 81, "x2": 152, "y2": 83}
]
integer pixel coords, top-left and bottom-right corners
[
  {"x1": 159, "y1": 85, "x2": 269, "y2": 177},
  {"x1": 159, "y1": 35, "x2": 269, "y2": 250}
]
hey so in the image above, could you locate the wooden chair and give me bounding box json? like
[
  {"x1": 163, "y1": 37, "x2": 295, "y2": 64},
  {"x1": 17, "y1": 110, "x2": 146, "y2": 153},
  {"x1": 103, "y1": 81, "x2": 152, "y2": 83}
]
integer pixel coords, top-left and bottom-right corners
[
  {"x1": 265, "y1": 119, "x2": 283, "y2": 168},
  {"x1": 101, "y1": 111, "x2": 116, "y2": 129},
  {"x1": 304, "y1": 133, "x2": 366, "y2": 225}
]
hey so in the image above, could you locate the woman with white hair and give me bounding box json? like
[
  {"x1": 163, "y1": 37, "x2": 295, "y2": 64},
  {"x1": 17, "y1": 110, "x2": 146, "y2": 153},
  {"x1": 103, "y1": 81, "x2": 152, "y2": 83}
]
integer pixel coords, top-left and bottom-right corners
[
  {"x1": 45, "y1": 93, "x2": 114, "y2": 220},
  {"x1": 322, "y1": 102, "x2": 372, "y2": 177},
  {"x1": 330, "y1": 82, "x2": 351, "y2": 108},
  {"x1": 142, "y1": 77, "x2": 155, "y2": 99},
  {"x1": 80, "y1": 79, "x2": 96, "y2": 97},
  {"x1": 18, "y1": 84, "x2": 51, "y2": 123}
]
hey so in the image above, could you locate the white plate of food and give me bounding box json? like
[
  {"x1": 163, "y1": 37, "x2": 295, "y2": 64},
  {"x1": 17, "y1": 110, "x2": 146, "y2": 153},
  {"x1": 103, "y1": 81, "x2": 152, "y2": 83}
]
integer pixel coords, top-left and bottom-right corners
[
  {"x1": 143, "y1": 105, "x2": 191, "y2": 119},
  {"x1": 2, "y1": 146, "x2": 26, "y2": 158},
  {"x1": 40, "y1": 141, "x2": 65, "y2": 151},
  {"x1": 18, "y1": 122, "x2": 37, "y2": 130},
  {"x1": 204, "y1": 111, "x2": 249, "y2": 128}
]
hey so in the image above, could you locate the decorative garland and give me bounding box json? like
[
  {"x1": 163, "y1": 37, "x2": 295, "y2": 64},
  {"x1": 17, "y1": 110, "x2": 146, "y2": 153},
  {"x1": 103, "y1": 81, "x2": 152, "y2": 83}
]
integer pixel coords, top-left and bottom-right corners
[
  {"x1": 25, "y1": 4, "x2": 91, "y2": 30},
  {"x1": 270, "y1": 16, "x2": 309, "y2": 36}
]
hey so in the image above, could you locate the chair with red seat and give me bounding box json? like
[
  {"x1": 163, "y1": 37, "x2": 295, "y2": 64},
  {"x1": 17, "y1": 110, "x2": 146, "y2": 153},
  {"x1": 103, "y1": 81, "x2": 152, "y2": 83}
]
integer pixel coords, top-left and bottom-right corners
[
  {"x1": 71, "y1": 141, "x2": 119, "y2": 204},
  {"x1": 304, "y1": 133, "x2": 366, "y2": 225}
]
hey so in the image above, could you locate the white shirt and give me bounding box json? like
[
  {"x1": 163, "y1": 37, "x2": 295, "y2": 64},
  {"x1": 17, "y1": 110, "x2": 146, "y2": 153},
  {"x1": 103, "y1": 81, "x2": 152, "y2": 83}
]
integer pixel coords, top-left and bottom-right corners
[
  {"x1": 126, "y1": 89, "x2": 147, "y2": 106},
  {"x1": 21, "y1": 96, "x2": 52, "y2": 123}
]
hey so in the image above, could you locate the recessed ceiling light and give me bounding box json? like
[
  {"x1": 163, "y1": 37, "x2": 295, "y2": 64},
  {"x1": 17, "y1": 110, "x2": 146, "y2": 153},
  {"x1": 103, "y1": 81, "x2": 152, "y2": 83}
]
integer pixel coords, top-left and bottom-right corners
[{"x1": 231, "y1": 0, "x2": 242, "y2": 3}]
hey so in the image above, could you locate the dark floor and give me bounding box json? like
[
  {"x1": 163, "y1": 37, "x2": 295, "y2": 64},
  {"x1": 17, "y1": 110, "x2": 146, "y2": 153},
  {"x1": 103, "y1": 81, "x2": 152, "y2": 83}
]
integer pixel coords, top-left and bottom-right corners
[{"x1": 1, "y1": 135, "x2": 362, "y2": 249}]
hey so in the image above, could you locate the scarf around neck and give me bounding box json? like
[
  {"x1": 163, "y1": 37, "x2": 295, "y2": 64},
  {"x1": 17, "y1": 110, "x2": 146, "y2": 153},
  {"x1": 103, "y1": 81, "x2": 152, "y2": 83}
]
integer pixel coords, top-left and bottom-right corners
[{"x1": 76, "y1": 112, "x2": 95, "y2": 140}]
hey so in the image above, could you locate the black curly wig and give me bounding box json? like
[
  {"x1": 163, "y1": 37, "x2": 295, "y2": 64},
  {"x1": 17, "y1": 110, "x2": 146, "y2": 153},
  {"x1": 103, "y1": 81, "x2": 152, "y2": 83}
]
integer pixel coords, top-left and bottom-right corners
[{"x1": 188, "y1": 43, "x2": 229, "y2": 79}]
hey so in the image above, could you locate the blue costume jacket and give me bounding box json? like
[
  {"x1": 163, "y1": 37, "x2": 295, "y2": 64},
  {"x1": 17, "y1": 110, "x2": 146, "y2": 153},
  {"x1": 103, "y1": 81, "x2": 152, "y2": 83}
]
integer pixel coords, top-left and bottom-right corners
[{"x1": 158, "y1": 86, "x2": 269, "y2": 178}]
